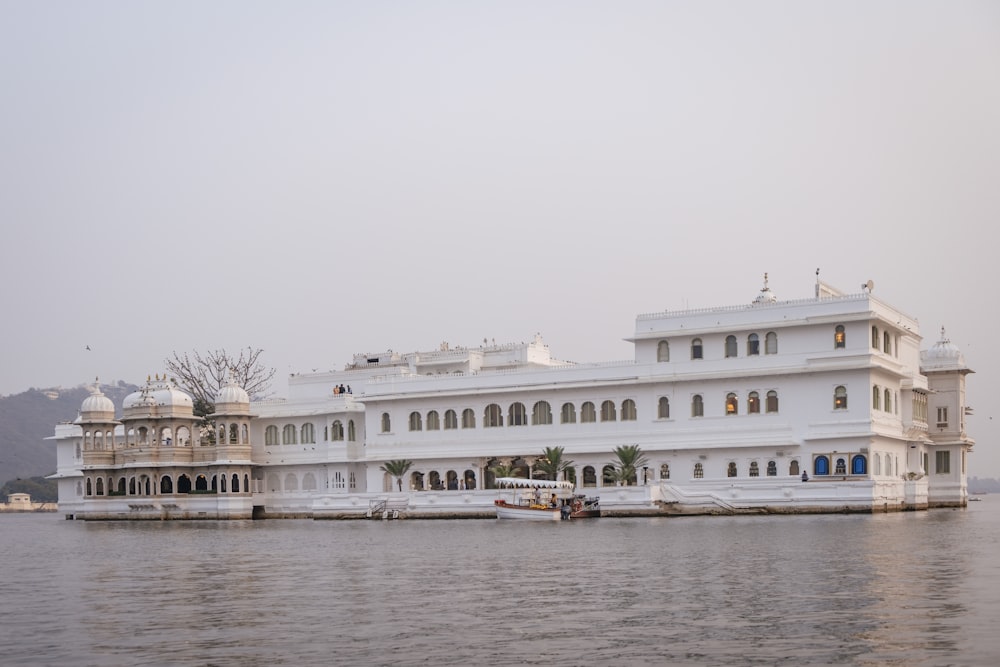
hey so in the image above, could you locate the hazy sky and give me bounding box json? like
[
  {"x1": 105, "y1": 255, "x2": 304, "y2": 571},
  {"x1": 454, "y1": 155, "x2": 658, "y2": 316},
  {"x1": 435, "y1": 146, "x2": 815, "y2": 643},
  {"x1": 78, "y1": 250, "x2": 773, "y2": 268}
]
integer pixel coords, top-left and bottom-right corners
[{"x1": 2, "y1": 2, "x2": 998, "y2": 473}]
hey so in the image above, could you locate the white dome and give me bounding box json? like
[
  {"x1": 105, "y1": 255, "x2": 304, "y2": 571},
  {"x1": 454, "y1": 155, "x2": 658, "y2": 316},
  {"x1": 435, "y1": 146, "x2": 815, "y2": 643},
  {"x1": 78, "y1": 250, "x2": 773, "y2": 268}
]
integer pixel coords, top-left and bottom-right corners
[
  {"x1": 123, "y1": 376, "x2": 193, "y2": 411},
  {"x1": 217, "y1": 380, "x2": 250, "y2": 405},
  {"x1": 81, "y1": 385, "x2": 115, "y2": 418},
  {"x1": 921, "y1": 327, "x2": 966, "y2": 369}
]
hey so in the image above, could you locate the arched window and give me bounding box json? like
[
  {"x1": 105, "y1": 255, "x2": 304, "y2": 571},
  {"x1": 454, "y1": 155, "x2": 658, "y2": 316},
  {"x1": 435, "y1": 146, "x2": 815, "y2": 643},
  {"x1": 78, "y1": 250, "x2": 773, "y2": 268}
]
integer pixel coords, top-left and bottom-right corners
[
  {"x1": 765, "y1": 331, "x2": 778, "y2": 355},
  {"x1": 691, "y1": 395, "x2": 704, "y2": 417},
  {"x1": 814, "y1": 456, "x2": 830, "y2": 476},
  {"x1": 884, "y1": 331, "x2": 892, "y2": 355},
  {"x1": 884, "y1": 388, "x2": 892, "y2": 413},
  {"x1": 835, "y1": 325, "x2": 846, "y2": 349},
  {"x1": 532, "y1": 401, "x2": 553, "y2": 425},
  {"x1": 347, "y1": 420, "x2": 356, "y2": 441},
  {"x1": 727, "y1": 462, "x2": 738, "y2": 477},
  {"x1": 851, "y1": 455, "x2": 867, "y2": 475},
  {"x1": 694, "y1": 462, "x2": 704, "y2": 479},
  {"x1": 508, "y1": 402, "x2": 527, "y2": 426},
  {"x1": 560, "y1": 403, "x2": 577, "y2": 424},
  {"x1": 265, "y1": 425, "x2": 278, "y2": 446},
  {"x1": 282, "y1": 424, "x2": 297, "y2": 445},
  {"x1": 747, "y1": 333, "x2": 760, "y2": 356},
  {"x1": 726, "y1": 393, "x2": 738, "y2": 415},
  {"x1": 766, "y1": 390, "x2": 779, "y2": 413},
  {"x1": 660, "y1": 463, "x2": 670, "y2": 479},
  {"x1": 747, "y1": 391, "x2": 760, "y2": 414},
  {"x1": 884, "y1": 453, "x2": 892, "y2": 476},
  {"x1": 691, "y1": 338, "x2": 703, "y2": 360},
  {"x1": 381, "y1": 413, "x2": 391, "y2": 433},
  {"x1": 749, "y1": 461, "x2": 760, "y2": 477},
  {"x1": 284, "y1": 473, "x2": 298, "y2": 491},
  {"x1": 725, "y1": 335, "x2": 738, "y2": 358},
  {"x1": 874, "y1": 453, "x2": 882, "y2": 475},
  {"x1": 462, "y1": 408, "x2": 475, "y2": 428},
  {"x1": 600, "y1": 400, "x2": 617, "y2": 422},
  {"x1": 835, "y1": 458, "x2": 847, "y2": 475},
  {"x1": 621, "y1": 399, "x2": 637, "y2": 421},
  {"x1": 789, "y1": 460, "x2": 800, "y2": 476},
  {"x1": 834, "y1": 386, "x2": 848, "y2": 410},
  {"x1": 232, "y1": 474, "x2": 240, "y2": 493},
  {"x1": 657, "y1": 397, "x2": 670, "y2": 419},
  {"x1": 220, "y1": 475, "x2": 226, "y2": 492},
  {"x1": 229, "y1": 424, "x2": 239, "y2": 444},
  {"x1": 301, "y1": 423, "x2": 315, "y2": 444},
  {"x1": 872, "y1": 386, "x2": 881, "y2": 411},
  {"x1": 657, "y1": 340, "x2": 670, "y2": 362},
  {"x1": 86, "y1": 478, "x2": 93, "y2": 496},
  {"x1": 409, "y1": 412, "x2": 422, "y2": 431},
  {"x1": 872, "y1": 325, "x2": 880, "y2": 349},
  {"x1": 602, "y1": 465, "x2": 616, "y2": 486},
  {"x1": 484, "y1": 404, "x2": 503, "y2": 427},
  {"x1": 160, "y1": 476, "x2": 173, "y2": 493},
  {"x1": 581, "y1": 402, "x2": 597, "y2": 423},
  {"x1": 195, "y1": 475, "x2": 207, "y2": 492},
  {"x1": 766, "y1": 460, "x2": 777, "y2": 476},
  {"x1": 331, "y1": 420, "x2": 344, "y2": 441},
  {"x1": 582, "y1": 466, "x2": 597, "y2": 487},
  {"x1": 444, "y1": 410, "x2": 458, "y2": 430},
  {"x1": 426, "y1": 411, "x2": 440, "y2": 431}
]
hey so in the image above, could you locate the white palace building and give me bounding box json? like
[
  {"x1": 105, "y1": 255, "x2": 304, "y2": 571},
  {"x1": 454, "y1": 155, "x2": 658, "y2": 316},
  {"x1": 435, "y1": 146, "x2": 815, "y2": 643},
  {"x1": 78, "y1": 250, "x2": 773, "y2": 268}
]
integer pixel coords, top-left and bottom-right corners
[{"x1": 50, "y1": 276, "x2": 975, "y2": 520}]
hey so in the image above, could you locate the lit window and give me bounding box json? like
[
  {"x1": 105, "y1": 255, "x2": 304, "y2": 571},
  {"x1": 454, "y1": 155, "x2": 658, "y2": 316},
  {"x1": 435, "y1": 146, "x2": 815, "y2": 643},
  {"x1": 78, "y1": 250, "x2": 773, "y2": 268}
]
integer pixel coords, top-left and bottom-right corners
[
  {"x1": 834, "y1": 386, "x2": 848, "y2": 410},
  {"x1": 726, "y1": 393, "x2": 738, "y2": 415},
  {"x1": 834, "y1": 325, "x2": 846, "y2": 349}
]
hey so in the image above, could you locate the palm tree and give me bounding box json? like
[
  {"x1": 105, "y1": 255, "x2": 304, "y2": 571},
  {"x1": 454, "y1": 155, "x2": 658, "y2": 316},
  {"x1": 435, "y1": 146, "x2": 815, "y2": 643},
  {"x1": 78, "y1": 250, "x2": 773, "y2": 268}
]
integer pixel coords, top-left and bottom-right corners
[
  {"x1": 608, "y1": 444, "x2": 648, "y2": 486},
  {"x1": 380, "y1": 459, "x2": 413, "y2": 492},
  {"x1": 533, "y1": 446, "x2": 574, "y2": 481},
  {"x1": 490, "y1": 462, "x2": 521, "y2": 479}
]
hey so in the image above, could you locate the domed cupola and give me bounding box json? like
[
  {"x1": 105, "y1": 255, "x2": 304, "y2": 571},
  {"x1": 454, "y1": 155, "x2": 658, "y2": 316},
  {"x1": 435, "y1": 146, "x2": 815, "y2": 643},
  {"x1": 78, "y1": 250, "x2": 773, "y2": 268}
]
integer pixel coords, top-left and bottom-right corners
[
  {"x1": 752, "y1": 272, "x2": 778, "y2": 305},
  {"x1": 214, "y1": 375, "x2": 251, "y2": 416},
  {"x1": 122, "y1": 375, "x2": 194, "y2": 418},
  {"x1": 80, "y1": 379, "x2": 116, "y2": 421},
  {"x1": 921, "y1": 327, "x2": 967, "y2": 371}
]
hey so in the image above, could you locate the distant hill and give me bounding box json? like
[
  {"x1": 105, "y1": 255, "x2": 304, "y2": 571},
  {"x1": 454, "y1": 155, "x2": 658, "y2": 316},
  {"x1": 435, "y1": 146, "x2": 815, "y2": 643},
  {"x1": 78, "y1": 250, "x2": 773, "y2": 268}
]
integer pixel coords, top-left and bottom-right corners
[{"x1": 0, "y1": 382, "x2": 138, "y2": 486}]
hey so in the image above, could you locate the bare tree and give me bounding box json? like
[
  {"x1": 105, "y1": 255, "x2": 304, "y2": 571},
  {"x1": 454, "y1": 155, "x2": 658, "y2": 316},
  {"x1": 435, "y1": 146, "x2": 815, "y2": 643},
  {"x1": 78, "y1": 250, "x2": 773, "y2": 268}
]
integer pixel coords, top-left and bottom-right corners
[{"x1": 165, "y1": 347, "x2": 276, "y2": 413}]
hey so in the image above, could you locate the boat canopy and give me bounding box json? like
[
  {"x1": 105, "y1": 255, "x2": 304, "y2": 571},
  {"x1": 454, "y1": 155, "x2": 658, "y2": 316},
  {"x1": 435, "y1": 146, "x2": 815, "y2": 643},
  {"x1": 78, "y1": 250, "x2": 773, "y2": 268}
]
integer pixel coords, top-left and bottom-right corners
[{"x1": 494, "y1": 477, "x2": 574, "y2": 489}]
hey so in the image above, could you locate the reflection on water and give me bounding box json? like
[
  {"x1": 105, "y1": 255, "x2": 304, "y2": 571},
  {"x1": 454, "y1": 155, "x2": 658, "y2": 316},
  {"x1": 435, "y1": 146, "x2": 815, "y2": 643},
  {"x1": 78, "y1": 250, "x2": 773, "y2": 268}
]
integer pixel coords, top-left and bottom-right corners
[{"x1": 2, "y1": 501, "x2": 1000, "y2": 666}]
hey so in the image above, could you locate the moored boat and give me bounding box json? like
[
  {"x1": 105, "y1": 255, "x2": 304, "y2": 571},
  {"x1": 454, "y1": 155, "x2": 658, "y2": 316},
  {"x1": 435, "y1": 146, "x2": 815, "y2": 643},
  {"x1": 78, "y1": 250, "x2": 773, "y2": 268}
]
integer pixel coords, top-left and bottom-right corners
[{"x1": 494, "y1": 477, "x2": 575, "y2": 521}]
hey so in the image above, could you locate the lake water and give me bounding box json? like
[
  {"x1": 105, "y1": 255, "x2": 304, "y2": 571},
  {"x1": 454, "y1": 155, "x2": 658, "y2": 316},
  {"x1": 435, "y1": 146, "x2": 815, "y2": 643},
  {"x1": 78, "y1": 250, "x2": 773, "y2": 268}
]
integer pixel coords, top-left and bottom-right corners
[{"x1": 3, "y1": 498, "x2": 1000, "y2": 667}]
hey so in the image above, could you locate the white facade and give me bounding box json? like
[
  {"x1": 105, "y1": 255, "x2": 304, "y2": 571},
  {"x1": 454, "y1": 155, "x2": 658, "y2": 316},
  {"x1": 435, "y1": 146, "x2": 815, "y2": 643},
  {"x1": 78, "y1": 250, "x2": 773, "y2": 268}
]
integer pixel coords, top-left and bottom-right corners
[{"x1": 51, "y1": 277, "x2": 975, "y2": 519}]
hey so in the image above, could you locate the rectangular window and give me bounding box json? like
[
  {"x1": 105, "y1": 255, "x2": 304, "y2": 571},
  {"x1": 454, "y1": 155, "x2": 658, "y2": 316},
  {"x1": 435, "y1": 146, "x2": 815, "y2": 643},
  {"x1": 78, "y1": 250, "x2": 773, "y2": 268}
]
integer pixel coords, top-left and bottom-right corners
[
  {"x1": 936, "y1": 407, "x2": 948, "y2": 427},
  {"x1": 935, "y1": 451, "x2": 950, "y2": 474}
]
